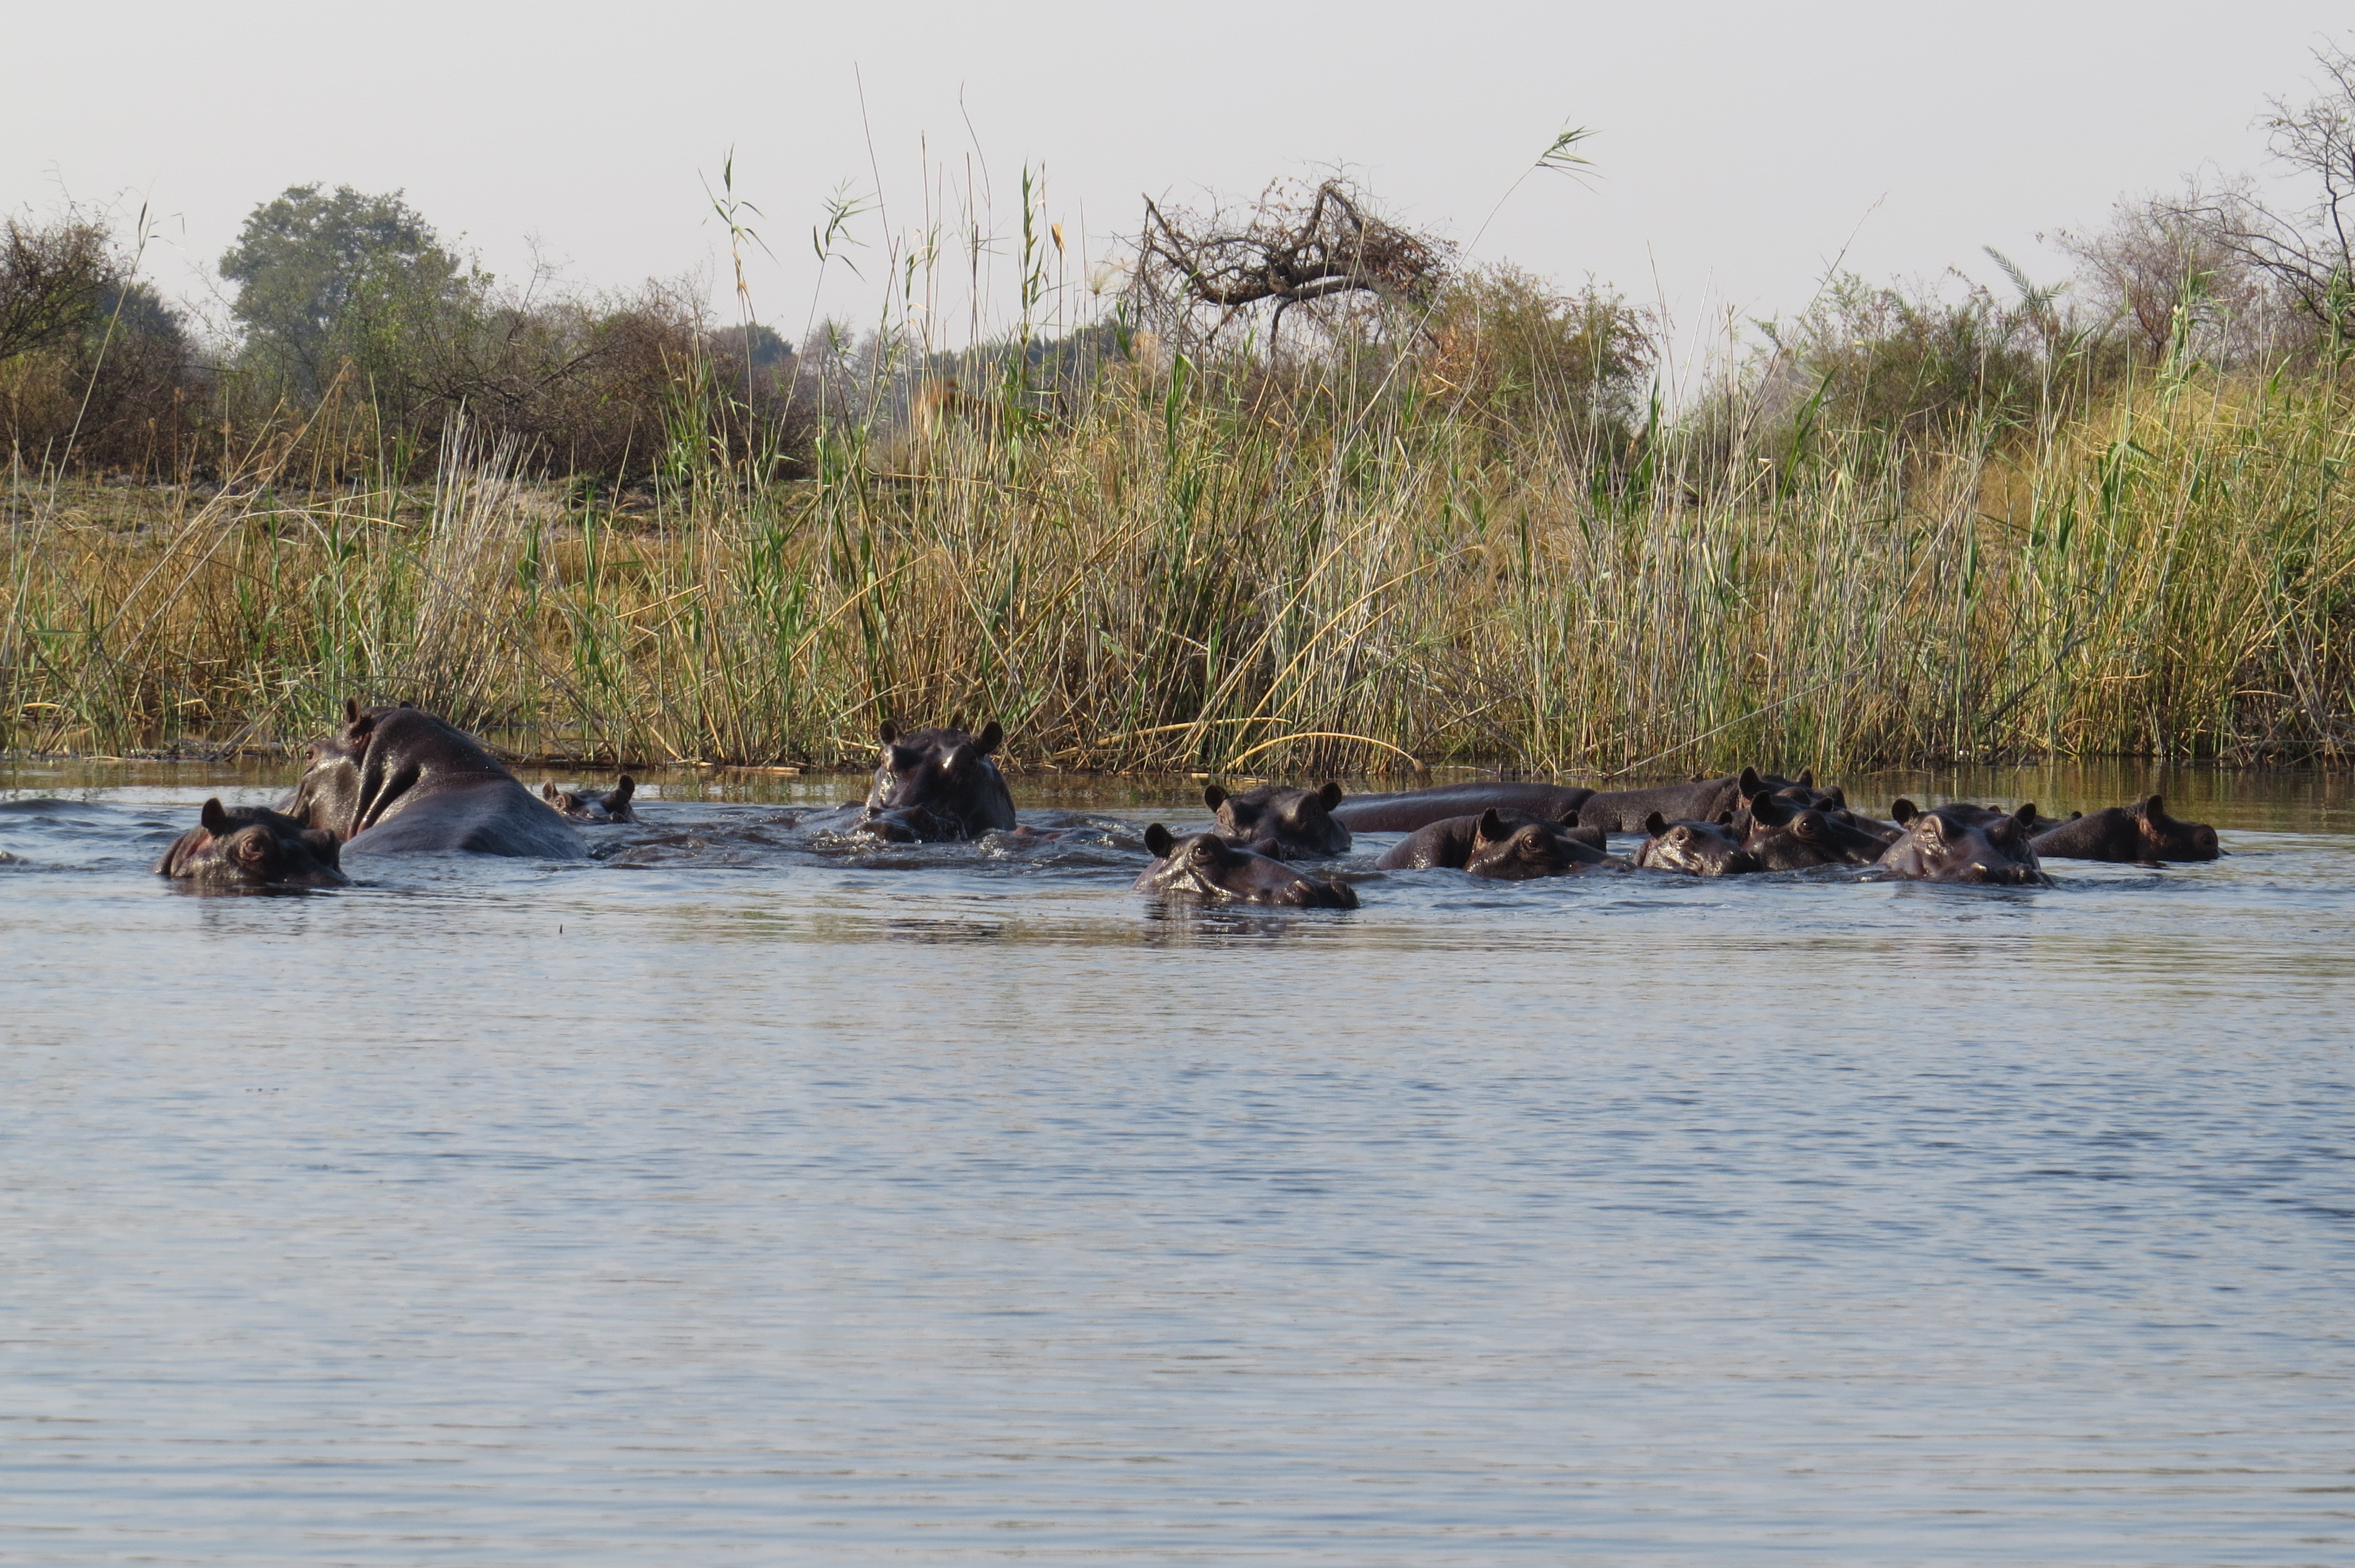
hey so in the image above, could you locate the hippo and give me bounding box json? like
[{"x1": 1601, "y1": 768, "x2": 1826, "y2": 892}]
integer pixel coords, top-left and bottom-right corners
[
  {"x1": 283, "y1": 700, "x2": 585, "y2": 858},
  {"x1": 542, "y1": 773, "x2": 638, "y2": 823},
  {"x1": 1330, "y1": 781, "x2": 1596, "y2": 834},
  {"x1": 1740, "y1": 793, "x2": 1891, "y2": 869},
  {"x1": 155, "y1": 799, "x2": 349, "y2": 889},
  {"x1": 1463, "y1": 810, "x2": 1618, "y2": 880},
  {"x1": 1205, "y1": 780, "x2": 1351, "y2": 858},
  {"x1": 1376, "y1": 808, "x2": 1609, "y2": 876},
  {"x1": 2030, "y1": 795, "x2": 2220, "y2": 862},
  {"x1": 1634, "y1": 811, "x2": 1762, "y2": 876},
  {"x1": 843, "y1": 721, "x2": 1018, "y2": 842},
  {"x1": 1560, "y1": 767, "x2": 1827, "y2": 835},
  {"x1": 1135, "y1": 823, "x2": 1359, "y2": 908},
  {"x1": 1876, "y1": 802, "x2": 2048, "y2": 885}
]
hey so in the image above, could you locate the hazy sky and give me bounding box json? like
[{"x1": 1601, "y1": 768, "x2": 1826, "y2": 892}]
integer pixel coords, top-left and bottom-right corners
[{"x1": 8, "y1": 1, "x2": 2350, "y2": 366}]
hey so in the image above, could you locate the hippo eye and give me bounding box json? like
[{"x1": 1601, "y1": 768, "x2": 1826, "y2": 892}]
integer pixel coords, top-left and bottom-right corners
[{"x1": 1671, "y1": 827, "x2": 1690, "y2": 843}]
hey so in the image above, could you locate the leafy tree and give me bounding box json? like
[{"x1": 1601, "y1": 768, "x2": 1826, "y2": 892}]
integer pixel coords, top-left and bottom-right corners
[{"x1": 220, "y1": 184, "x2": 480, "y2": 401}]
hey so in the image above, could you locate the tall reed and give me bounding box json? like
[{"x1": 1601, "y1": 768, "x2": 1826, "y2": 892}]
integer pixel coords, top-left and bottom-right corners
[{"x1": 3, "y1": 346, "x2": 2351, "y2": 775}]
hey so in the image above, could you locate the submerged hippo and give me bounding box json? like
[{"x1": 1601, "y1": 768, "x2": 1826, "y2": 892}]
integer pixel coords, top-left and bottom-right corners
[
  {"x1": 542, "y1": 774, "x2": 638, "y2": 823},
  {"x1": 2031, "y1": 795, "x2": 2219, "y2": 862},
  {"x1": 1876, "y1": 802, "x2": 2048, "y2": 885},
  {"x1": 1135, "y1": 823, "x2": 1358, "y2": 908},
  {"x1": 1634, "y1": 811, "x2": 1761, "y2": 876},
  {"x1": 1740, "y1": 793, "x2": 1890, "y2": 869},
  {"x1": 1206, "y1": 781, "x2": 1351, "y2": 858},
  {"x1": 847, "y1": 721, "x2": 1018, "y2": 842},
  {"x1": 283, "y1": 700, "x2": 585, "y2": 858},
  {"x1": 1377, "y1": 808, "x2": 1610, "y2": 878},
  {"x1": 155, "y1": 799, "x2": 349, "y2": 889},
  {"x1": 1331, "y1": 780, "x2": 1596, "y2": 834}
]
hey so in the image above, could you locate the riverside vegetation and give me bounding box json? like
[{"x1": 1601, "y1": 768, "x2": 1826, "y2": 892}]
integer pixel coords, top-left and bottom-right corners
[{"x1": 9, "y1": 56, "x2": 2355, "y2": 776}]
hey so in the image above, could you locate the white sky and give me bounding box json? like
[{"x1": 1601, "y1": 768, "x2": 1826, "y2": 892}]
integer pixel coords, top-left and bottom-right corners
[{"x1": 7, "y1": 1, "x2": 2350, "y2": 370}]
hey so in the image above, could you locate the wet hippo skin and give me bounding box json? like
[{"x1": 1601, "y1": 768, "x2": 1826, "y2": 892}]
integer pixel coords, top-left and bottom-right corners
[
  {"x1": 1331, "y1": 782, "x2": 1596, "y2": 834},
  {"x1": 1134, "y1": 823, "x2": 1358, "y2": 908},
  {"x1": 2031, "y1": 795, "x2": 2219, "y2": 862},
  {"x1": 1206, "y1": 782, "x2": 1351, "y2": 858},
  {"x1": 155, "y1": 798, "x2": 350, "y2": 889},
  {"x1": 838, "y1": 722, "x2": 1019, "y2": 842},
  {"x1": 1634, "y1": 812, "x2": 1762, "y2": 876},
  {"x1": 284, "y1": 701, "x2": 585, "y2": 858},
  {"x1": 1876, "y1": 802, "x2": 2048, "y2": 885},
  {"x1": 1740, "y1": 794, "x2": 1891, "y2": 869},
  {"x1": 542, "y1": 775, "x2": 638, "y2": 823},
  {"x1": 1376, "y1": 809, "x2": 1608, "y2": 875}
]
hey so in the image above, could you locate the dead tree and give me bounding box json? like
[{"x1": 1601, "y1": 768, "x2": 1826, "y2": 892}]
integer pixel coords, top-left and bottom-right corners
[{"x1": 1130, "y1": 178, "x2": 1452, "y2": 352}]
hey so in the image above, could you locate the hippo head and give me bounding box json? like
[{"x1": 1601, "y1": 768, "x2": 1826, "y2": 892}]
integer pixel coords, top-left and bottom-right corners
[
  {"x1": 1741, "y1": 794, "x2": 1889, "y2": 869},
  {"x1": 859, "y1": 720, "x2": 1018, "y2": 841},
  {"x1": 1135, "y1": 823, "x2": 1359, "y2": 908},
  {"x1": 284, "y1": 697, "x2": 389, "y2": 836},
  {"x1": 1634, "y1": 810, "x2": 1762, "y2": 876},
  {"x1": 542, "y1": 774, "x2": 638, "y2": 823},
  {"x1": 2135, "y1": 794, "x2": 2220, "y2": 861},
  {"x1": 1878, "y1": 802, "x2": 2048, "y2": 885},
  {"x1": 154, "y1": 798, "x2": 349, "y2": 889},
  {"x1": 1463, "y1": 808, "x2": 1610, "y2": 880},
  {"x1": 1205, "y1": 780, "x2": 1351, "y2": 858}
]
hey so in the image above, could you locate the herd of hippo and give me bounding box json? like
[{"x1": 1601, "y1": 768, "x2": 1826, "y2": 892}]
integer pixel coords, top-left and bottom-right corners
[{"x1": 155, "y1": 702, "x2": 2224, "y2": 902}]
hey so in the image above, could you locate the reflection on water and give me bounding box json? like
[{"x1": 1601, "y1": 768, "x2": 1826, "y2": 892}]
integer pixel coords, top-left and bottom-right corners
[{"x1": 1, "y1": 759, "x2": 2351, "y2": 1564}]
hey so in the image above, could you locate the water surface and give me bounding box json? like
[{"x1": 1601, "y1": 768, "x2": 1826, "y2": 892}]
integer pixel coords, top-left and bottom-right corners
[{"x1": 2, "y1": 760, "x2": 2350, "y2": 1564}]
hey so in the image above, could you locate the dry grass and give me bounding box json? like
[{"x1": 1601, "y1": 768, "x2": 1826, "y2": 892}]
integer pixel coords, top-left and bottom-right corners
[{"x1": 5, "y1": 353, "x2": 2351, "y2": 775}]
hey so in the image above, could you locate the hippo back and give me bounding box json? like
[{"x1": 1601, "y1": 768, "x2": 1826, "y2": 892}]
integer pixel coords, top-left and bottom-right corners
[{"x1": 286, "y1": 702, "x2": 585, "y2": 859}]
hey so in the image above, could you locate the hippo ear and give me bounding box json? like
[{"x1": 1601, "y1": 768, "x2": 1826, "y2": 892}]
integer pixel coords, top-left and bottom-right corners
[
  {"x1": 2140, "y1": 793, "x2": 2164, "y2": 820},
  {"x1": 1477, "y1": 808, "x2": 1506, "y2": 842},
  {"x1": 1715, "y1": 810, "x2": 1734, "y2": 825},
  {"x1": 1739, "y1": 766, "x2": 1763, "y2": 795},
  {"x1": 344, "y1": 696, "x2": 361, "y2": 724},
  {"x1": 1643, "y1": 810, "x2": 1668, "y2": 836},
  {"x1": 1825, "y1": 785, "x2": 1846, "y2": 807},
  {"x1": 1203, "y1": 783, "x2": 1228, "y2": 810},
  {"x1": 1318, "y1": 781, "x2": 1344, "y2": 810},
  {"x1": 1798, "y1": 769, "x2": 1814, "y2": 788},
  {"x1": 346, "y1": 711, "x2": 376, "y2": 747},
  {"x1": 540, "y1": 782, "x2": 562, "y2": 803},
  {"x1": 878, "y1": 722, "x2": 899, "y2": 746},
  {"x1": 1891, "y1": 798, "x2": 1917, "y2": 825},
  {"x1": 974, "y1": 720, "x2": 1003, "y2": 755},
  {"x1": 200, "y1": 798, "x2": 231, "y2": 833},
  {"x1": 2013, "y1": 802, "x2": 2039, "y2": 829},
  {"x1": 1145, "y1": 822, "x2": 1174, "y2": 857},
  {"x1": 611, "y1": 775, "x2": 635, "y2": 806},
  {"x1": 1559, "y1": 807, "x2": 1580, "y2": 826}
]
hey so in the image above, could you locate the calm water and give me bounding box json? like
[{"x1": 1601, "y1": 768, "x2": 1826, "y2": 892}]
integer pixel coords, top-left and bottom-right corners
[{"x1": 2, "y1": 760, "x2": 2351, "y2": 1564}]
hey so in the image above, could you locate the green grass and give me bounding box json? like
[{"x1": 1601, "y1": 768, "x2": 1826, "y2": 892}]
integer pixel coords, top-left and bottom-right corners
[{"x1": 4, "y1": 349, "x2": 2351, "y2": 776}]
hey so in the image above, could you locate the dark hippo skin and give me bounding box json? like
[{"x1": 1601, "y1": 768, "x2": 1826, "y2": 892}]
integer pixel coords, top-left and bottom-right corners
[
  {"x1": 1206, "y1": 781, "x2": 1351, "y2": 858},
  {"x1": 1462, "y1": 809, "x2": 1618, "y2": 880},
  {"x1": 1134, "y1": 823, "x2": 1359, "y2": 908},
  {"x1": 837, "y1": 721, "x2": 1017, "y2": 842},
  {"x1": 1876, "y1": 802, "x2": 2048, "y2": 885},
  {"x1": 155, "y1": 798, "x2": 349, "y2": 889},
  {"x1": 542, "y1": 774, "x2": 638, "y2": 823},
  {"x1": 2031, "y1": 795, "x2": 2220, "y2": 862},
  {"x1": 1329, "y1": 781, "x2": 1596, "y2": 834},
  {"x1": 1634, "y1": 811, "x2": 1762, "y2": 876},
  {"x1": 1376, "y1": 809, "x2": 1608, "y2": 874},
  {"x1": 1740, "y1": 794, "x2": 1891, "y2": 869},
  {"x1": 283, "y1": 700, "x2": 585, "y2": 858},
  {"x1": 1570, "y1": 768, "x2": 1822, "y2": 833}
]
